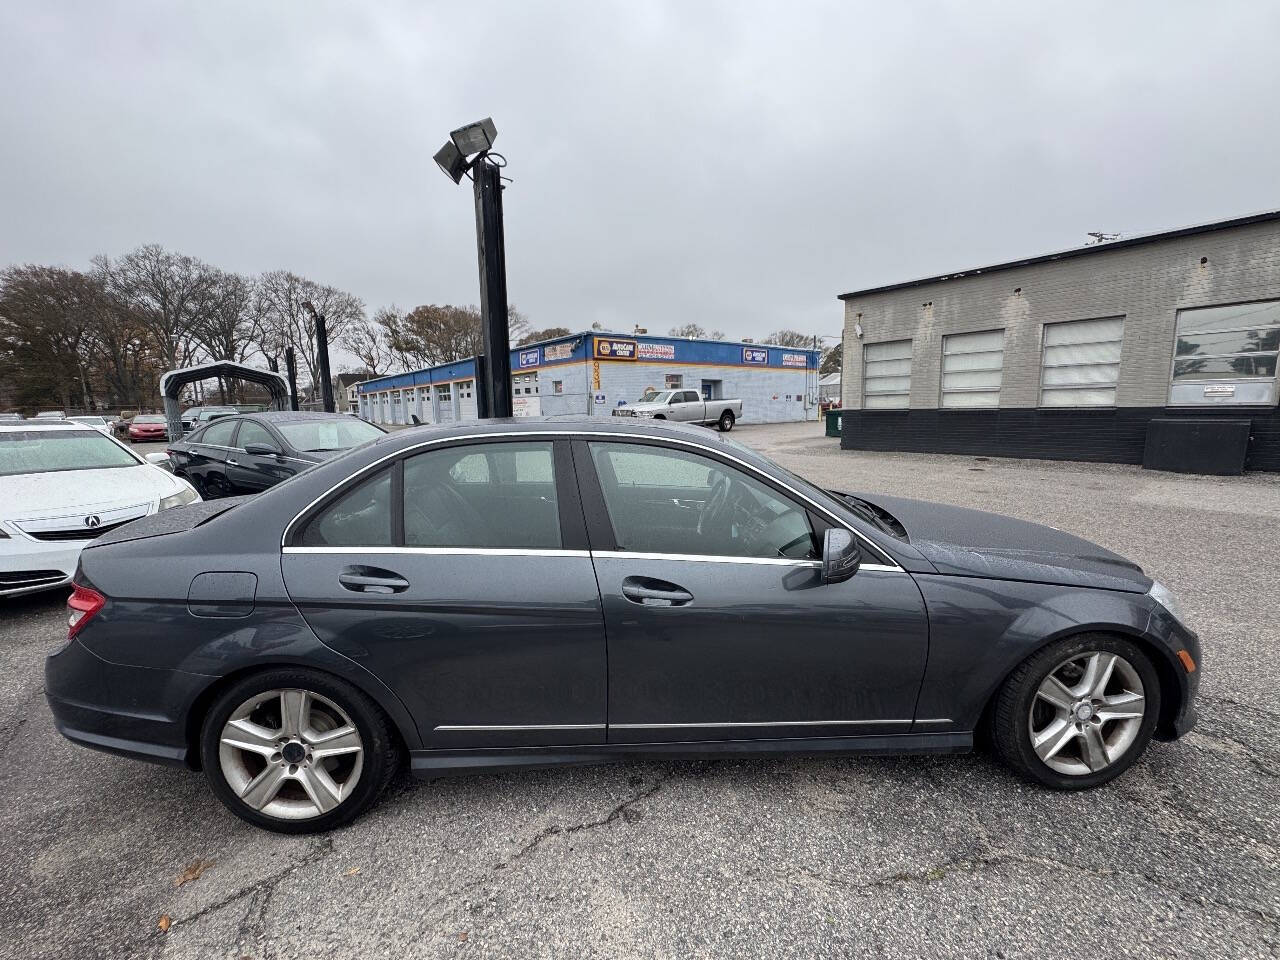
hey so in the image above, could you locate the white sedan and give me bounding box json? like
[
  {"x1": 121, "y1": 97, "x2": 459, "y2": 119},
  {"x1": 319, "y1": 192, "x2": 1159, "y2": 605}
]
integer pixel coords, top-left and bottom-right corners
[{"x1": 0, "y1": 421, "x2": 201, "y2": 598}]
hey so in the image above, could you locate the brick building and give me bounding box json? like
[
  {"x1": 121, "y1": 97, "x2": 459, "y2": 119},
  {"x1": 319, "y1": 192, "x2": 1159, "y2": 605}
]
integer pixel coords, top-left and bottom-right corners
[{"x1": 838, "y1": 210, "x2": 1280, "y2": 472}]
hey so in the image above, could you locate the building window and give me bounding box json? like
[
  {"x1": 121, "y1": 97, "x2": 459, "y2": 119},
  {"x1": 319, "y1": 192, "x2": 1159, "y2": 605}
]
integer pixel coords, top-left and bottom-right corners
[
  {"x1": 862, "y1": 339, "x2": 912, "y2": 409},
  {"x1": 553, "y1": 380, "x2": 564, "y2": 394},
  {"x1": 941, "y1": 330, "x2": 1004, "y2": 408},
  {"x1": 1040, "y1": 316, "x2": 1124, "y2": 407},
  {"x1": 1169, "y1": 300, "x2": 1280, "y2": 407}
]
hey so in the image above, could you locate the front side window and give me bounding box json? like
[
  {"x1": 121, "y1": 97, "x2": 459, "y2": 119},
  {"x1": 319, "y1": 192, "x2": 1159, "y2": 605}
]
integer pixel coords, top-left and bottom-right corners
[
  {"x1": 941, "y1": 329, "x2": 1004, "y2": 408},
  {"x1": 403, "y1": 441, "x2": 560, "y2": 548},
  {"x1": 862, "y1": 339, "x2": 912, "y2": 409},
  {"x1": 1170, "y1": 300, "x2": 1280, "y2": 407},
  {"x1": 1040, "y1": 316, "x2": 1124, "y2": 407},
  {"x1": 588, "y1": 442, "x2": 819, "y2": 560},
  {"x1": 299, "y1": 470, "x2": 393, "y2": 547}
]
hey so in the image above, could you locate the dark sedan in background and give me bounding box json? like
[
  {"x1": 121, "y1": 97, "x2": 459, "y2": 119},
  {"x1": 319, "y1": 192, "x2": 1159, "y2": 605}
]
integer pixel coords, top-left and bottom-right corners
[
  {"x1": 46, "y1": 417, "x2": 1199, "y2": 833},
  {"x1": 166, "y1": 411, "x2": 384, "y2": 499}
]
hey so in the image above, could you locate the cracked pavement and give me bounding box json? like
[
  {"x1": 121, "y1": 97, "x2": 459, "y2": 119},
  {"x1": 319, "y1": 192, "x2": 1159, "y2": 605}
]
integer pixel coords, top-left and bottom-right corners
[{"x1": 1, "y1": 423, "x2": 1277, "y2": 959}]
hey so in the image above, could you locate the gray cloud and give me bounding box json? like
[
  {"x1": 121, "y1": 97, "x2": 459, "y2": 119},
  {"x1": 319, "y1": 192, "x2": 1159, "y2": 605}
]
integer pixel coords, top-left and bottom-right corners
[{"x1": 2, "y1": 0, "x2": 1277, "y2": 345}]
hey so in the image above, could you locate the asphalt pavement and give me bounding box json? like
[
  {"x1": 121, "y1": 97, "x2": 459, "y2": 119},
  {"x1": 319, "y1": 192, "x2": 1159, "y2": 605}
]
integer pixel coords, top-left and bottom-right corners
[{"x1": 1, "y1": 422, "x2": 1277, "y2": 959}]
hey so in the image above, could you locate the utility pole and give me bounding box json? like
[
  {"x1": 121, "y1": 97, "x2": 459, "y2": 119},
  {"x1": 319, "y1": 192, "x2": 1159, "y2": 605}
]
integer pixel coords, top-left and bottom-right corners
[
  {"x1": 302, "y1": 301, "x2": 336, "y2": 413},
  {"x1": 434, "y1": 118, "x2": 513, "y2": 419},
  {"x1": 472, "y1": 157, "x2": 513, "y2": 418},
  {"x1": 284, "y1": 346, "x2": 300, "y2": 412}
]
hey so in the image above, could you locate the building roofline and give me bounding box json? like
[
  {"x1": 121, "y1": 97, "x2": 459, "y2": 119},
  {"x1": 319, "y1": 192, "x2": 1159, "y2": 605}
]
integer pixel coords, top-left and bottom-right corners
[{"x1": 837, "y1": 208, "x2": 1280, "y2": 301}]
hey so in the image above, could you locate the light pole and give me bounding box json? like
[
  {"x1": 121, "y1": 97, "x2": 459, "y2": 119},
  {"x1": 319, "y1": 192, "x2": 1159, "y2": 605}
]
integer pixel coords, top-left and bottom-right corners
[{"x1": 434, "y1": 118, "x2": 513, "y2": 419}]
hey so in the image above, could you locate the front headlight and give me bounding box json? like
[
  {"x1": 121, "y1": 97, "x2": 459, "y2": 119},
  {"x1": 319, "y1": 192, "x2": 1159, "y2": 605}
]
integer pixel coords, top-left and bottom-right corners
[
  {"x1": 159, "y1": 486, "x2": 200, "y2": 511},
  {"x1": 1148, "y1": 580, "x2": 1190, "y2": 629}
]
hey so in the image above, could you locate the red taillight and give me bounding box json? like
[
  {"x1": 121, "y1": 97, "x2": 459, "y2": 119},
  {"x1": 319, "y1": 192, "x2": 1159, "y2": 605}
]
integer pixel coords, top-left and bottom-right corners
[{"x1": 67, "y1": 584, "x2": 106, "y2": 640}]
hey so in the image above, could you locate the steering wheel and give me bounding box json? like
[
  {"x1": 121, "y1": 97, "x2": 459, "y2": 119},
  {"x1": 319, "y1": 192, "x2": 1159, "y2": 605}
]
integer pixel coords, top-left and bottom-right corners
[{"x1": 697, "y1": 474, "x2": 733, "y2": 538}]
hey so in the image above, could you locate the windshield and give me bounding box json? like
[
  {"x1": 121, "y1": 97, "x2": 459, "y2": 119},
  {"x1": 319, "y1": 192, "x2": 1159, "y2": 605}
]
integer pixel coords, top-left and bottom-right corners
[
  {"x1": 277, "y1": 418, "x2": 383, "y2": 452},
  {"x1": 639, "y1": 390, "x2": 672, "y2": 403},
  {"x1": 133, "y1": 415, "x2": 166, "y2": 424},
  {"x1": 71, "y1": 417, "x2": 106, "y2": 426},
  {"x1": 0, "y1": 430, "x2": 141, "y2": 477}
]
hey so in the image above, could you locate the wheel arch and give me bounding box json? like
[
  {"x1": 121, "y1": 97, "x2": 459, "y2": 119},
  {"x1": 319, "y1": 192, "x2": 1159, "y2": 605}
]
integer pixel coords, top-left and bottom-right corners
[{"x1": 182, "y1": 659, "x2": 417, "y2": 771}]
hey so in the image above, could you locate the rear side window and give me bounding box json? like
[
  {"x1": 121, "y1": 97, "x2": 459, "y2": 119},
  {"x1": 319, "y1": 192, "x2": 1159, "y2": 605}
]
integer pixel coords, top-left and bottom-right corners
[
  {"x1": 299, "y1": 470, "x2": 393, "y2": 547},
  {"x1": 237, "y1": 421, "x2": 277, "y2": 450},
  {"x1": 200, "y1": 419, "x2": 238, "y2": 447},
  {"x1": 403, "y1": 441, "x2": 560, "y2": 549}
]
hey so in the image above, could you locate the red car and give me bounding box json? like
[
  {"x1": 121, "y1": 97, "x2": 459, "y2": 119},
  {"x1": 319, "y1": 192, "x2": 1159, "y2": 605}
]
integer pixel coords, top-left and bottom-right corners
[{"x1": 127, "y1": 415, "x2": 168, "y2": 443}]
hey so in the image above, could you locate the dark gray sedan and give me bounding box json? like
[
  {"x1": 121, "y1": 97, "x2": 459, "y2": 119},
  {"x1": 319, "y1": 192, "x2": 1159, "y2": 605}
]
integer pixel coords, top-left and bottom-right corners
[{"x1": 46, "y1": 417, "x2": 1200, "y2": 832}]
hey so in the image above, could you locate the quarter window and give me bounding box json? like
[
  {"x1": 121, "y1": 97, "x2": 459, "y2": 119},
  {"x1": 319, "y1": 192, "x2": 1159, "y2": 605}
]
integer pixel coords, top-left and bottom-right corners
[
  {"x1": 941, "y1": 330, "x2": 1004, "y2": 408},
  {"x1": 403, "y1": 442, "x2": 560, "y2": 548},
  {"x1": 1040, "y1": 316, "x2": 1124, "y2": 407},
  {"x1": 588, "y1": 442, "x2": 820, "y2": 560},
  {"x1": 299, "y1": 470, "x2": 393, "y2": 547},
  {"x1": 862, "y1": 339, "x2": 912, "y2": 409},
  {"x1": 1170, "y1": 300, "x2": 1280, "y2": 407}
]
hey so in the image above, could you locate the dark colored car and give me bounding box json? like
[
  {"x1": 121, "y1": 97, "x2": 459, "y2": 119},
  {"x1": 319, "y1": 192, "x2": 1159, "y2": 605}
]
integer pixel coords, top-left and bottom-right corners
[
  {"x1": 180, "y1": 406, "x2": 237, "y2": 433},
  {"x1": 127, "y1": 415, "x2": 168, "y2": 442},
  {"x1": 46, "y1": 417, "x2": 1200, "y2": 833},
  {"x1": 166, "y1": 412, "x2": 385, "y2": 499}
]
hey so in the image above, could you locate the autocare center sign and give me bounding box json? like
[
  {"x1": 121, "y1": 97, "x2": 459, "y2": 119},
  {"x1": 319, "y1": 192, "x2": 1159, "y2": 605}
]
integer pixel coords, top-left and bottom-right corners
[{"x1": 594, "y1": 337, "x2": 637, "y2": 360}]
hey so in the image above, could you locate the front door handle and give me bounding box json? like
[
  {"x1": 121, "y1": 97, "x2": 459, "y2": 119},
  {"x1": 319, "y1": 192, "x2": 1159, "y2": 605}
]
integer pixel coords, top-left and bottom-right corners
[
  {"x1": 622, "y1": 577, "x2": 693, "y2": 606},
  {"x1": 339, "y1": 566, "x2": 409, "y2": 595}
]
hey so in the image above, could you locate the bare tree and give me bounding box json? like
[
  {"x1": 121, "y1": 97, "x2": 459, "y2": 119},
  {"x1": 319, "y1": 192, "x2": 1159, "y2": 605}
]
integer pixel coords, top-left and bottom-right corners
[
  {"x1": 100, "y1": 245, "x2": 218, "y2": 369},
  {"x1": 764, "y1": 329, "x2": 815, "y2": 348},
  {"x1": 516, "y1": 326, "x2": 570, "y2": 346},
  {"x1": 344, "y1": 308, "x2": 395, "y2": 378},
  {"x1": 820, "y1": 345, "x2": 842, "y2": 376},
  {"x1": 256, "y1": 270, "x2": 364, "y2": 398},
  {"x1": 0, "y1": 265, "x2": 99, "y2": 409},
  {"x1": 380, "y1": 303, "x2": 530, "y2": 369}
]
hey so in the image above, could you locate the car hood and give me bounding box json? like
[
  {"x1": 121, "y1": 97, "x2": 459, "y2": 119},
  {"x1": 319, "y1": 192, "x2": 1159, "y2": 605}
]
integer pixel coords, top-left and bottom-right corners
[
  {"x1": 0, "y1": 465, "x2": 185, "y2": 519},
  {"x1": 852, "y1": 492, "x2": 1151, "y2": 593},
  {"x1": 618, "y1": 402, "x2": 666, "y2": 413}
]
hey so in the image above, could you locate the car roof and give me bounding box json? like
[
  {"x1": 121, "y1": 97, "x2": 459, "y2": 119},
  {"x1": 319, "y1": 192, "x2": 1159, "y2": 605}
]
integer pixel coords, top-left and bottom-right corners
[
  {"x1": 236, "y1": 411, "x2": 354, "y2": 423},
  {"x1": 370, "y1": 415, "x2": 746, "y2": 452}
]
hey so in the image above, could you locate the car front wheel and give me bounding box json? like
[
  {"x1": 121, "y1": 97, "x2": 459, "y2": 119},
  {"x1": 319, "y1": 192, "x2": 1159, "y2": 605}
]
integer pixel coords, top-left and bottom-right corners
[
  {"x1": 991, "y1": 634, "x2": 1160, "y2": 790},
  {"x1": 199, "y1": 668, "x2": 400, "y2": 833}
]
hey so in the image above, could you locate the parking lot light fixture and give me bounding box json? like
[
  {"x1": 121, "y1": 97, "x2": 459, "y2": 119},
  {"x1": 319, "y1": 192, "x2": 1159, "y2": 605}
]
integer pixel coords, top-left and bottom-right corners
[
  {"x1": 449, "y1": 117, "x2": 497, "y2": 157},
  {"x1": 433, "y1": 140, "x2": 468, "y2": 184}
]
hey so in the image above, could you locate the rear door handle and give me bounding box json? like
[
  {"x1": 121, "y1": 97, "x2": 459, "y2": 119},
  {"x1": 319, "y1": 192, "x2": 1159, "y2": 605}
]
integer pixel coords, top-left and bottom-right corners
[
  {"x1": 622, "y1": 577, "x2": 693, "y2": 606},
  {"x1": 339, "y1": 566, "x2": 410, "y2": 594}
]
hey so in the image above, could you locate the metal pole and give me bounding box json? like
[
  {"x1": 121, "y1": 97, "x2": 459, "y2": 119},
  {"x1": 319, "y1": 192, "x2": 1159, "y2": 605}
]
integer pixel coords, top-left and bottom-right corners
[
  {"x1": 315, "y1": 314, "x2": 336, "y2": 413},
  {"x1": 285, "y1": 347, "x2": 300, "y2": 412},
  {"x1": 472, "y1": 158, "x2": 512, "y2": 418}
]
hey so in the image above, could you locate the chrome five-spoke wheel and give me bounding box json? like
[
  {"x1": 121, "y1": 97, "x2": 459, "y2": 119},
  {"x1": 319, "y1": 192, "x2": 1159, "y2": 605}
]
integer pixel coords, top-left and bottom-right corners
[
  {"x1": 1029, "y1": 652, "x2": 1145, "y2": 776},
  {"x1": 218, "y1": 688, "x2": 364, "y2": 820}
]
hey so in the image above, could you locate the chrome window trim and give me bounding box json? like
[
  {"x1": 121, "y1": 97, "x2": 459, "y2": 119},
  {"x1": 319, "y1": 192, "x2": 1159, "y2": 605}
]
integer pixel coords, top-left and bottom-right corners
[
  {"x1": 591, "y1": 550, "x2": 902, "y2": 573},
  {"x1": 280, "y1": 429, "x2": 902, "y2": 569},
  {"x1": 283, "y1": 546, "x2": 589, "y2": 558}
]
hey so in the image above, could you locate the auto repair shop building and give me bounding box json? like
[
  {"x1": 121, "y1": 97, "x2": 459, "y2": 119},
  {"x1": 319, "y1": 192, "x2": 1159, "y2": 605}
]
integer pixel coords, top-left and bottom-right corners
[
  {"x1": 838, "y1": 209, "x2": 1280, "y2": 473},
  {"x1": 357, "y1": 331, "x2": 821, "y2": 426}
]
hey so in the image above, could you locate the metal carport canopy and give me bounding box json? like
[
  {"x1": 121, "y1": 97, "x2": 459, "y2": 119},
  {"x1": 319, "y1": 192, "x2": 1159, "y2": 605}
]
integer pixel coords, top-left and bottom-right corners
[{"x1": 158, "y1": 361, "x2": 291, "y2": 442}]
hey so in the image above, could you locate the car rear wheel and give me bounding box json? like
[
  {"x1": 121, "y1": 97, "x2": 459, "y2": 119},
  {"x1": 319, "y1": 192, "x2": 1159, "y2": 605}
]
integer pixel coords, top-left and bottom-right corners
[
  {"x1": 199, "y1": 668, "x2": 400, "y2": 833},
  {"x1": 991, "y1": 634, "x2": 1160, "y2": 790},
  {"x1": 717, "y1": 411, "x2": 735, "y2": 432}
]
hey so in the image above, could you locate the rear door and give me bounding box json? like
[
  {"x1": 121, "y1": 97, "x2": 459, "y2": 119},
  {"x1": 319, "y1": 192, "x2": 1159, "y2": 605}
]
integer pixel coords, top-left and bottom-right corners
[
  {"x1": 575, "y1": 438, "x2": 929, "y2": 744},
  {"x1": 281, "y1": 437, "x2": 607, "y2": 749}
]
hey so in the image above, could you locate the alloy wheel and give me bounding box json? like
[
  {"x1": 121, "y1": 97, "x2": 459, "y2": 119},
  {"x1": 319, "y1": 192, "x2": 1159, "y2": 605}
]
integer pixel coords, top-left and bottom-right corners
[
  {"x1": 1028, "y1": 651, "x2": 1146, "y2": 776},
  {"x1": 218, "y1": 688, "x2": 364, "y2": 820}
]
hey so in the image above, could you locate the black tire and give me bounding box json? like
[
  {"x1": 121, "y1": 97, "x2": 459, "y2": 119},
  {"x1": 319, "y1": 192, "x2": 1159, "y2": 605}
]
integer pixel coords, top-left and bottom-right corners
[
  {"x1": 199, "y1": 667, "x2": 401, "y2": 833},
  {"x1": 990, "y1": 633, "x2": 1160, "y2": 790},
  {"x1": 717, "y1": 411, "x2": 735, "y2": 432},
  {"x1": 652, "y1": 414, "x2": 666, "y2": 420}
]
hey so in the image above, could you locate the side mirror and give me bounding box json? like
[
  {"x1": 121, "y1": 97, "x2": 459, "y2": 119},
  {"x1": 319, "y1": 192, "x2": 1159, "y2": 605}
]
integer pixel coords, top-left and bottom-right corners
[
  {"x1": 822, "y1": 528, "x2": 861, "y2": 584},
  {"x1": 145, "y1": 452, "x2": 170, "y2": 465},
  {"x1": 244, "y1": 442, "x2": 281, "y2": 456}
]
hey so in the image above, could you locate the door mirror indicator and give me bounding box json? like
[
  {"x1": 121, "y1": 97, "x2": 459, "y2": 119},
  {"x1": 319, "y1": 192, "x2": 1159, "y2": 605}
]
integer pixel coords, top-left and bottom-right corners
[
  {"x1": 822, "y1": 528, "x2": 861, "y2": 584},
  {"x1": 244, "y1": 442, "x2": 281, "y2": 456}
]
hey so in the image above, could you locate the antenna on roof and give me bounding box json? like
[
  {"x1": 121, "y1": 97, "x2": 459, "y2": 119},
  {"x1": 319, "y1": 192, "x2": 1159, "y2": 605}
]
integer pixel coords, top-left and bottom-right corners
[{"x1": 1086, "y1": 232, "x2": 1121, "y2": 245}]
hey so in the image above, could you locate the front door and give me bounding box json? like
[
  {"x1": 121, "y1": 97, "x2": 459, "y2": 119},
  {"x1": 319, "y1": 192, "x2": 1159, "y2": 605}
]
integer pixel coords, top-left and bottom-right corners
[
  {"x1": 224, "y1": 420, "x2": 296, "y2": 494},
  {"x1": 575, "y1": 439, "x2": 929, "y2": 744},
  {"x1": 281, "y1": 438, "x2": 606, "y2": 750}
]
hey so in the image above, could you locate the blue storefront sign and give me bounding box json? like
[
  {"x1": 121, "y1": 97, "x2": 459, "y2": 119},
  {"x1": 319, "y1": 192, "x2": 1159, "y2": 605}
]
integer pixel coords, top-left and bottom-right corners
[
  {"x1": 517, "y1": 348, "x2": 540, "y2": 368},
  {"x1": 742, "y1": 347, "x2": 768, "y2": 365}
]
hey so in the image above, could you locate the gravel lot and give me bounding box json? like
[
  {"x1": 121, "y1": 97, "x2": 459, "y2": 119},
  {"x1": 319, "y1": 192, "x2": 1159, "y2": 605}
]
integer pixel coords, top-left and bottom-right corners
[{"x1": 1, "y1": 423, "x2": 1277, "y2": 959}]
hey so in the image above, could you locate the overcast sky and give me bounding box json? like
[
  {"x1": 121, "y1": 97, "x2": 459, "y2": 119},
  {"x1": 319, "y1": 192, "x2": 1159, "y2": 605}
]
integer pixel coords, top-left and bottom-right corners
[{"x1": 3, "y1": 1, "x2": 1278, "y2": 347}]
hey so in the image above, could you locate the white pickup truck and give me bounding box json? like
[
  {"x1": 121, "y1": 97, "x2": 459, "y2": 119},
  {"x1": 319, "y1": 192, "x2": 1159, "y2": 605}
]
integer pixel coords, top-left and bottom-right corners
[{"x1": 611, "y1": 390, "x2": 743, "y2": 431}]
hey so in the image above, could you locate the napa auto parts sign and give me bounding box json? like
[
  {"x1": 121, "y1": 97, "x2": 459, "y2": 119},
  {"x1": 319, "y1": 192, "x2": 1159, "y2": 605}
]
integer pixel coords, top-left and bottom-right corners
[
  {"x1": 595, "y1": 337, "x2": 637, "y2": 360},
  {"x1": 517, "y1": 348, "x2": 540, "y2": 368},
  {"x1": 742, "y1": 347, "x2": 768, "y2": 365}
]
